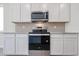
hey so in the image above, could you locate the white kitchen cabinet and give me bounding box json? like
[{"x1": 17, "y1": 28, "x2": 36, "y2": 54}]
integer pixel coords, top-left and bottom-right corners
[
  {"x1": 63, "y1": 34, "x2": 77, "y2": 55},
  {"x1": 16, "y1": 34, "x2": 29, "y2": 55},
  {"x1": 4, "y1": 4, "x2": 20, "y2": 32},
  {"x1": 0, "y1": 34, "x2": 4, "y2": 48},
  {"x1": 50, "y1": 33, "x2": 63, "y2": 55},
  {"x1": 48, "y1": 3, "x2": 70, "y2": 22},
  {"x1": 4, "y1": 34, "x2": 15, "y2": 55},
  {"x1": 4, "y1": 4, "x2": 20, "y2": 22},
  {"x1": 0, "y1": 34, "x2": 4, "y2": 56},
  {"x1": 21, "y1": 3, "x2": 31, "y2": 22},
  {"x1": 31, "y1": 3, "x2": 48, "y2": 12},
  {"x1": 48, "y1": 3, "x2": 60, "y2": 22},
  {"x1": 59, "y1": 3, "x2": 70, "y2": 22},
  {"x1": 50, "y1": 33, "x2": 78, "y2": 56}
]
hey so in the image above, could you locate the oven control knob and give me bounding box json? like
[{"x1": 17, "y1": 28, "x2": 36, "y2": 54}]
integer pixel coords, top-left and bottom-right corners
[
  {"x1": 38, "y1": 47, "x2": 41, "y2": 49},
  {"x1": 46, "y1": 40, "x2": 48, "y2": 42}
]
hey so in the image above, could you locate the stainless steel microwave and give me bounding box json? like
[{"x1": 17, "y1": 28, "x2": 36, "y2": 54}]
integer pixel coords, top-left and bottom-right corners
[{"x1": 31, "y1": 12, "x2": 48, "y2": 22}]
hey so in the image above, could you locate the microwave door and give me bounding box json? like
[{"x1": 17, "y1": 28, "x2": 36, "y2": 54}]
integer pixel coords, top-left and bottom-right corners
[{"x1": 31, "y1": 12, "x2": 48, "y2": 22}]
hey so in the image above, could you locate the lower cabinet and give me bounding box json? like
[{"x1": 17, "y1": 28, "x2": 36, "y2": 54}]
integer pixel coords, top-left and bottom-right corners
[
  {"x1": 63, "y1": 34, "x2": 78, "y2": 55},
  {"x1": 50, "y1": 33, "x2": 78, "y2": 56},
  {"x1": 4, "y1": 34, "x2": 15, "y2": 55},
  {"x1": 4, "y1": 34, "x2": 29, "y2": 55},
  {"x1": 50, "y1": 33, "x2": 63, "y2": 55},
  {"x1": 4, "y1": 33, "x2": 78, "y2": 56},
  {"x1": 16, "y1": 34, "x2": 29, "y2": 55}
]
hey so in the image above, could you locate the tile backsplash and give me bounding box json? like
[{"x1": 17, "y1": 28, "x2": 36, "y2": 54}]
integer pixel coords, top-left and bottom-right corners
[{"x1": 15, "y1": 22, "x2": 65, "y2": 33}]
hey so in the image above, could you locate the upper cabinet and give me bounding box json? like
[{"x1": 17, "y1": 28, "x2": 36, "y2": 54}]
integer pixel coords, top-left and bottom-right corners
[
  {"x1": 8, "y1": 3, "x2": 70, "y2": 23},
  {"x1": 59, "y1": 4, "x2": 70, "y2": 22},
  {"x1": 48, "y1": 3, "x2": 70, "y2": 22},
  {"x1": 21, "y1": 3, "x2": 31, "y2": 22},
  {"x1": 4, "y1": 4, "x2": 20, "y2": 22},
  {"x1": 4, "y1": 4, "x2": 20, "y2": 32},
  {"x1": 48, "y1": 4, "x2": 60, "y2": 22},
  {"x1": 31, "y1": 3, "x2": 48, "y2": 12},
  {"x1": 12, "y1": 3, "x2": 31, "y2": 23}
]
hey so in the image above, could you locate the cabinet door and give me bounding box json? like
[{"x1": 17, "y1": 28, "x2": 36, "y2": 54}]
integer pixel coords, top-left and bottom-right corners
[
  {"x1": 48, "y1": 3, "x2": 70, "y2": 22},
  {"x1": 31, "y1": 3, "x2": 41, "y2": 11},
  {"x1": 4, "y1": 34, "x2": 15, "y2": 55},
  {"x1": 48, "y1": 3, "x2": 60, "y2": 22},
  {"x1": 0, "y1": 34, "x2": 4, "y2": 56},
  {"x1": 50, "y1": 34, "x2": 63, "y2": 55},
  {"x1": 59, "y1": 3, "x2": 70, "y2": 22},
  {"x1": 64, "y1": 34, "x2": 77, "y2": 55},
  {"x1": 0, "y1": 34, "x2": 4, "y2": 48},
  {"x1": 4, "y1": 4, "x2": 20, "y2": 32},
  {"x1": 4, "y1": 4, "x2": 20, "y2": 22},
  {"x1": 21, "y1": 3, "x2": 31, "y2": 22},
  {"x1": 16, "y1": 34, "x2": 29, "y2": 55},
  {"x1": 31, "y1": 3, "x2": 48, "y2": 12}
]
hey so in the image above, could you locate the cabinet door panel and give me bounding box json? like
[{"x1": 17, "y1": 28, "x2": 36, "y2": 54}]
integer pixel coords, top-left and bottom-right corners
[
  {"x1": 59, "y1": 3, "x2": 70, "y2": 22},
  {"x1": 50, "y1": 39, "x2": 63, "y2": 55},
  {"x1": 48, "y1": 3, "x2": 60, "y2": 22},
  {"x1": 4, "y1": 34, "x2": 15, "y2": 55},
  {"x1": 48, "y1": 3, "x2": 70, "y2": 22},
  {"x1": 0, "y1": 34, "x2": 4, "y2": 48},
  {"x1": 50, "y1": 34, "x2": 63, "y2": 55},
  {"x1": 64, "y1": 39, "x2": 74, "y2": 55},
  {"x1": 16, "y1": 34, "x2": 29, "y2": 55},
  {"x1": 64, "y1": 34, "x2": 77, "y2": 55},
  {"x1": 51, "y1": 33, "x2": 63, "y2": 38},
  {"x1": 21, "y1": 4, "x2": 31, "y2": 22},
  {"x1": 4, "y1": 4, "x2": 20, "y2": 32},
  {"x1": 4, "y1": 4, "x2": 20, "y2": 22},
  {"x1": 31, "y1": 3, "x2": 42, "y2": 11}
]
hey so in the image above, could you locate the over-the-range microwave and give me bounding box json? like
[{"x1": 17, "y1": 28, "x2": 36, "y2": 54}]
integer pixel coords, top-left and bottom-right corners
[{"x1": 31, "y1": 12, "x2": 48, "y2": 22}]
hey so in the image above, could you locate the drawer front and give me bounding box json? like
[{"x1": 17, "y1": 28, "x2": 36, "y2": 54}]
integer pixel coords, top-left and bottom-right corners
[{"x1": 51, "y1": 34, "x2": 63, "y2": 38}]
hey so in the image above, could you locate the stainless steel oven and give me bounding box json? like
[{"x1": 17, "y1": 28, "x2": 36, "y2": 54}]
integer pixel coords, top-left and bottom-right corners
[
  {"x1": 29, "y1": 34, "x2": 50, "y2": 50},
  {"x1": 29, "y1": 29, "x2": 50, "y2": 56}
]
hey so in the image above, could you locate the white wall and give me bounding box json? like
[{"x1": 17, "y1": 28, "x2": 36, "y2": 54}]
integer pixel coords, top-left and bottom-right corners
[{"x1": 65, "y1": 3, "x2": 79, "y2": 32}]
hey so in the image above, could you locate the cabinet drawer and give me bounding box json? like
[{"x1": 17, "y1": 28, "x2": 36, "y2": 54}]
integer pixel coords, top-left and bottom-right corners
[
  {"x1": 64, "y1": 34, "x2": 77, "y2": 37},
  {"x1": 51, "y1": 34, "x2": 63, "y2": 37},
  {"x1": 51, "y1": 37, "x2": 63, "y2": 40},
  {"x1": 4, "y1": 34, "x2": 15, "y2": 37},
  {"x1": 16, "y1": 34, "x2": 28, "y2": 37}
]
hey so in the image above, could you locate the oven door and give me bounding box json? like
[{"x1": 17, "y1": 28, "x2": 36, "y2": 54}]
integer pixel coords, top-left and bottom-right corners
[
  {"x1": 29, "y1": 36, "x2": 41, "y2": 50},
  {"x1": 29, "y1": 35, "x2": 50, "y2": 50}
]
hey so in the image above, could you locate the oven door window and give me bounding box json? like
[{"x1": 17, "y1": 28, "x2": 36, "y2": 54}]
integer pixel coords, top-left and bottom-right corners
[{"x1": 29, "y1": 36, "x2": 41, "y2": 44}]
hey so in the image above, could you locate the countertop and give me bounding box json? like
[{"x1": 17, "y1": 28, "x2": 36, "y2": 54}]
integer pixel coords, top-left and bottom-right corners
[
  {"x1": 50, "y1": 32, "x2": 78, "y2": 34},
  {"x1": 0, "y1": 32, "x2": 78, "y2": 34}
]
